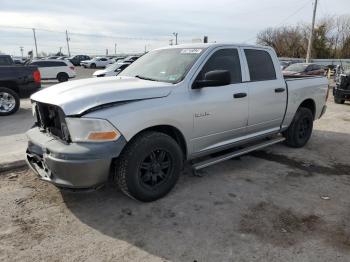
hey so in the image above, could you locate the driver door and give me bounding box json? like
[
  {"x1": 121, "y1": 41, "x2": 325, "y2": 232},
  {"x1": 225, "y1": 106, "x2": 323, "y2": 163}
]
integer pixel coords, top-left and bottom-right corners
[{"x1": 190, "y1": 48, "x2": 248, "y2": 154}]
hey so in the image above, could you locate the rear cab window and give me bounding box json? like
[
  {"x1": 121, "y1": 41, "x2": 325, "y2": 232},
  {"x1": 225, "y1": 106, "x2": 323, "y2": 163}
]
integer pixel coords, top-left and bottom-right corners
[
  {"x1": 0, "y1": 56, "x2": 14, "y2": 65},
  {"x1": 244, "y1": 49, "x2": 276, "y2": 81}
]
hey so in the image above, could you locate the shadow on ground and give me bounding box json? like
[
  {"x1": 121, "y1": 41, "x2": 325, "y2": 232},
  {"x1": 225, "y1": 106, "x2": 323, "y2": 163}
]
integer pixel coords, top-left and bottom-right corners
[
  {"x1": 0, "y1": 106, "x2": 33, "y2": 136},
  {"x1": 61, "y1": 129, "x2": 350, "y2": 261}
]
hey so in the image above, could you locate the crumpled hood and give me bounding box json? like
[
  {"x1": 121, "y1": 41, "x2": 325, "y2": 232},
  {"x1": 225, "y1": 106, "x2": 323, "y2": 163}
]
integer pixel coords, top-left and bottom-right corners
[{"x1": 31, "y1": 76, "x2": 173, "y2": 115}]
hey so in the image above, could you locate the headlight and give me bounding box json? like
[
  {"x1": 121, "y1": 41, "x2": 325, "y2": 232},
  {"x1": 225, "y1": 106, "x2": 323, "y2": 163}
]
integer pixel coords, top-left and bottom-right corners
[
  {"x1": 31, "y1": 102, "x2": 37, "y2": 117},
  {"x1": 65, "y1": 118, "x2": 121, "y2": 142}
]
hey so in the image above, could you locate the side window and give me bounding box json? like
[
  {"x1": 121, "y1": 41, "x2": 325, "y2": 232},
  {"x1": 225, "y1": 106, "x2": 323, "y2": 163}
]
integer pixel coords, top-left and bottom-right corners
[
  {"x1": 41, "y1": 61, "x2": 54, "y2": 67},
  {"x1": 119, "y1": 64, "x2": 128, "y2": 70},
  {"x1": 31, "y1": 61, "x2": 48, "y2": 67},
  {"x1": 30, "y1": 61, "x2": 40, "y2": 67},
  {"x1": 56, "y1": 61, "x2": 67, "y2": 67},
  {"x1": 244, "y1": 49, "x2": 276, "y2": 81},
  {"x1": 197, "y1": 49, "x2": 242, "y2": 84},
  {"x1": 306, "y1": 65, "x2": 313, "y2": 71},
  {"x1": 101, "y1": 58, "x2": 107, "y2": 61},
  {"x1": 313, "y1": 64, "x2": 320, "y2": 70}
]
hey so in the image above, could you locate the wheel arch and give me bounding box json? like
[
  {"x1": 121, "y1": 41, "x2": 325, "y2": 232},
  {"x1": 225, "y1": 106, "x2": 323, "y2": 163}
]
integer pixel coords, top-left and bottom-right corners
[
  {"x1": 57, "y1": 72, "x2": 69, "y2": 78},
  {"x1": 127, "y1": 125, "x2": 188, "y2": 159},
  {"x1": 0, "y1": 81, "x2": 19, "y2": 94},
  {"x1": 298, "y1": 98, "x2": 316, "y2": 119}
]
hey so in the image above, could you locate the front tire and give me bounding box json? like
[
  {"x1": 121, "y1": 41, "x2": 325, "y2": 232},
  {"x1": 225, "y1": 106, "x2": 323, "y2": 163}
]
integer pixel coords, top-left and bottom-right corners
[
  {"x1": 283, "y1": 107, "x2": 314, "y2": 148},
  {"x1": 0, "y1": 87, "x2": 20, "y2": 116},
  {"x1": 334, "y1": 97, "x2": 345, "y2": 104},
  {"x1": 57, "y1": 72, "x2": 69, "y2": 82},
  {"x1": 115, "y1": 132, "x2": 183, "y2": 202},
  {"x1": 90, "y1": 63, "x2": 96, "y2": 69}
]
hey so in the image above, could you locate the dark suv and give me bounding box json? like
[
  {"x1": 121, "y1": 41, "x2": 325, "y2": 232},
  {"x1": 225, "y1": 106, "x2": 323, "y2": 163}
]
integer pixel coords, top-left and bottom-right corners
[
  {"x1": 0, "y1": 55, "x2": 41, "y2": 115},
  {"x1": 333, "y1": 71, "x2": 350, "y2": 104},
  {"x1": 68, "y1": 55, "x2": 91, "y2": 66}
]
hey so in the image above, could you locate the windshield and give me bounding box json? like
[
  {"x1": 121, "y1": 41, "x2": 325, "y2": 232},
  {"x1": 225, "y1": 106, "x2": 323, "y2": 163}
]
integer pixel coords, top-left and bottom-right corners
[
  {"x1": 284, "y1": 63, "x2": 308, "y2": 72},
  {"x1": 119, "y1": 48, "x2": 204, "y2": 83}
]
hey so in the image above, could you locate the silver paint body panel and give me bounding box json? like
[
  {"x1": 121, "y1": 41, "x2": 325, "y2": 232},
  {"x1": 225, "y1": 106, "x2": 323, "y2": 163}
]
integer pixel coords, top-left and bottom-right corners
[{"x1": 31, "y1": 43, "x2": 328, "y2": 160}]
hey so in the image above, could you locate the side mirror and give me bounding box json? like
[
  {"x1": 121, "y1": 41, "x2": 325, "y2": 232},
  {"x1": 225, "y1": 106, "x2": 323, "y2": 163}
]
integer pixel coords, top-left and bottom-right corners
[{"x1": 192, "y1": 70, "x2": 231, "y2": 89}]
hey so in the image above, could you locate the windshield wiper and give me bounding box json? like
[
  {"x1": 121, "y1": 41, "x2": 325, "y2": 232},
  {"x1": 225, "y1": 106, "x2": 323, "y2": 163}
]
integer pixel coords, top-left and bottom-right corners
[{"x1": 135, "y1": 75, "x2": 158, "y2": 82}]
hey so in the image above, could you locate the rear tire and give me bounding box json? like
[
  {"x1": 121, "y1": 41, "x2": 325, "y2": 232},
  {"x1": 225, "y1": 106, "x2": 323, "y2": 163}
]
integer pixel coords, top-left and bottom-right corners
[
  {"x1": 283, "y1": 107, "x2": 313, "y2": 148},
  {"x1": 115, "y1": 131, "x2": 183, "y2": 202},
  {"x1": 0, "y1": 87, "x2": 20, "y2": 116},
  {"x1": 57, "y1": 73, "x2": 69, "y2": 82},
  {"x1": 334, "y1": 97, "x2": 345, "y2": 104}
]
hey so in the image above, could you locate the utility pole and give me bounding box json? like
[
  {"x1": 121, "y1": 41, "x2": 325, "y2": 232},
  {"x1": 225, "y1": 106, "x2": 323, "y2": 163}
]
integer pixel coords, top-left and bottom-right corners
[
  {"x1": 306, "y1": 0, "x2": 318, "y2": 63},
  {"x1": 173, "y1": 32, "x2": 178, "y2": 45},
  {"x1": 59, "y1": 46, "x2": 62, "y2": 55},
  {"x1": 66, "y1": 30, "x2": 71, "y2": 57},
  {"x1": 20, "y1": 46, "x2": 24, "y2": 58},
  {"x1": 114, "y1": 43, "x2": 117, "y2": 55},
  {"x1": 32, "y1": 28, "x2": 38, "y2": 58}
]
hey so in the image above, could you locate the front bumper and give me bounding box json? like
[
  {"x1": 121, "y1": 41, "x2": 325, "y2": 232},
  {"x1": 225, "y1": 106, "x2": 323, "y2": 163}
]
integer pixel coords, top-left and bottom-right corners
[
  {"x1": 333, "y1": 87, "x2": 350, "y2": 100},
  {"x1": 19, "y1": 82, "x2": 41, "y2": 98},
  {"x1": 26, "y1": 127, "x2": 126, "y2": 189}
]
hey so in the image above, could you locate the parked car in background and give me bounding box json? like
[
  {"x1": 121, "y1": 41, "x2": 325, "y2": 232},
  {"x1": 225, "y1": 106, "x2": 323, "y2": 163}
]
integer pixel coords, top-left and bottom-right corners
[
  {"x1": 27, "y1": 43, "x2": 328, "y2": 201},
  {"x1": 280, "y1": 61, "x2": 291, "y2": 70},
  {"x1": 80, "y1": 57, "x2": 113, "y2": 68},
  {"x1": 0, "y1": 55, "x2": 41, "y2": 115},
  {"x1": 123, "y1": 55, "x2": 140, "y2": 63},
  {"x1": 92, "y1": 61, "x2": 131, "y2": 77},
  {"x1": 12, "y1": 57, "x2": 26, "y2": 64},
  {"x1": 107, "y1": 56, "x2": 126, "y2": 63},
  {"x1": 68, "y1": 55, "x2": 91, "y2": 66},
  {"x1": 29, "y1": 59, "x2": 76, "y2": 82},
  {"x1": 57, "y1": 56, "x2": 69, "y2": 60},
  {"x1": 333, "y1": 70, "x2": 350, "y2": 104},
  {"x1": 283, "y1": 63, "x2": 325, "y2": 76}
]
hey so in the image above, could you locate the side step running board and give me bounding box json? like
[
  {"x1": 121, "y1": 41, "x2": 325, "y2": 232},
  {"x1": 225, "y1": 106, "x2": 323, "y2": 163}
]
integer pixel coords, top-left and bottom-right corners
[{"x1": 192, "y1": 136, "x2": 285, "y2": 170}]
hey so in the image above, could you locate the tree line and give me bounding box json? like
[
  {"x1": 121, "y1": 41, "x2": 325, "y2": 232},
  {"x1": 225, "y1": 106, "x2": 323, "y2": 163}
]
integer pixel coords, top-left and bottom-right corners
[{"x1": 256, "y1": 15, "x2": 350, "y2": 59}]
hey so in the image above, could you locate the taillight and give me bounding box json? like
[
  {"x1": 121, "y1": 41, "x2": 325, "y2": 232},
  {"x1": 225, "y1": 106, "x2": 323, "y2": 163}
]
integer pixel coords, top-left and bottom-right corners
[
  {"x1": 33, "y1": 70, "x2": 41, "y2": 83},
  {"x1": 70, "y1": 66, "x2": 75, "y2": 70}
]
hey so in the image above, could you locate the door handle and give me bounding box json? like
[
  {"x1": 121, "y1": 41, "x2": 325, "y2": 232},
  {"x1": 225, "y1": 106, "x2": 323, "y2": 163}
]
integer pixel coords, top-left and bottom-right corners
[
  {"x1": 275, "y1": 88, "x2": 285, "y2": 93},
  {"x1": 233, "y1": 93, "x2": 247, "y2": 98}
]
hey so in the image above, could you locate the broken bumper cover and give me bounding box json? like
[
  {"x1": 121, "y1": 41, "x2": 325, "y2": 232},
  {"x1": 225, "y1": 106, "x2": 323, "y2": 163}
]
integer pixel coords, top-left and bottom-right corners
[{"x1": 26, "y1": 127, "x2": 127, "y2": 189}]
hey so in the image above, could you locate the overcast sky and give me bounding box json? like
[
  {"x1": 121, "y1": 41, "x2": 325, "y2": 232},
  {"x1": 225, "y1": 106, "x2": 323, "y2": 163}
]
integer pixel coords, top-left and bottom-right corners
[{"x1": 1, "y1": 0, "x2": 349, "y2": 56}]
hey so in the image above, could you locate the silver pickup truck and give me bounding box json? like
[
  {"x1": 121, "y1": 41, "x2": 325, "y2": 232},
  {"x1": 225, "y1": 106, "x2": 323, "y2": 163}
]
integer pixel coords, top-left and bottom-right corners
[{"x1": 26, "y1": 43, "x2": 328, "y2": 202}]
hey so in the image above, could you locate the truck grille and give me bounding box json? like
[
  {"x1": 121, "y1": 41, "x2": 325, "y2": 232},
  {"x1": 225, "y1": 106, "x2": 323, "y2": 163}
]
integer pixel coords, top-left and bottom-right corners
[
  {"x1": 35, "y1": 102, "x2": 70, "y2": 142},
  {"x1": 337, "y1": 74, "x2": 350, "y2": 90}
]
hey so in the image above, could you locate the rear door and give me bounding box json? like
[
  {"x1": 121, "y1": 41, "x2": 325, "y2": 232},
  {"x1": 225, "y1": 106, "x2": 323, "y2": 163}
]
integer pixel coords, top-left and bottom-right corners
[
  {"x1": 242, "y1": 48, "x2": 287, "y2": 135},
  {"x1": 191, "y1": 47, "x2": 248, "y2": 154},
  {"x1": 31, "y1": 61, "x2": 51, "y2": 79},
  {"x1": 99, "y1": 58, "x2": 108, "y2": 67}
]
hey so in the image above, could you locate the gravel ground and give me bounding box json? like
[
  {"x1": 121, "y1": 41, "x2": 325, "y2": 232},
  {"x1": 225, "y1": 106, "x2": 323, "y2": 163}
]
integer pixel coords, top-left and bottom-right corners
[{"x1": 0, "y1": 96, "x2": 350, "y2": 261}]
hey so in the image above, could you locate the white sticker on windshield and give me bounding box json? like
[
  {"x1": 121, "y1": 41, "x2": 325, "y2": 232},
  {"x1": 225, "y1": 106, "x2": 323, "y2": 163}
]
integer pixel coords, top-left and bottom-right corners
[{"x1": 180, "y1": 49, "x2": 202, "y2": 54}]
